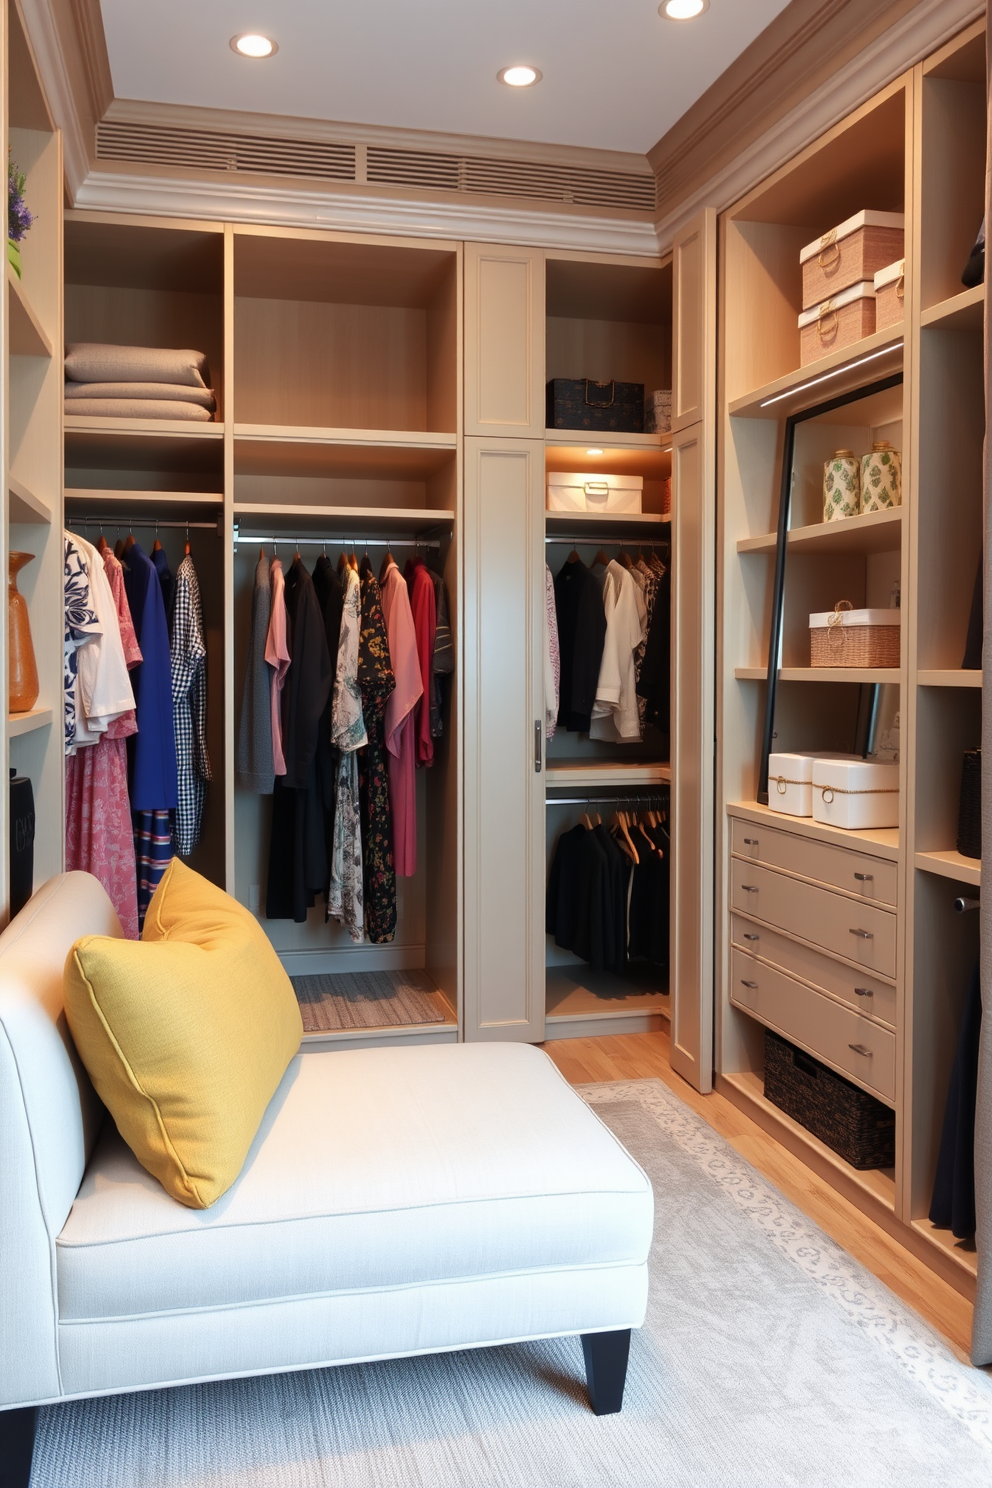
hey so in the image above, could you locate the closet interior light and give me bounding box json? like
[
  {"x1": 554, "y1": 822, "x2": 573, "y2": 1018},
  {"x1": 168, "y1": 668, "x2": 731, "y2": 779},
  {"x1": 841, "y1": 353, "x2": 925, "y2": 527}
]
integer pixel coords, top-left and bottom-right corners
[
  {"x1": 660, "y1": 0, "x2": 709, "y2": 18},
  {"x1": 586, "y1": 448, "x2": 604, "y2": 456},
  {"x1": 231, "y1": 33, "x2": 277, "y2": 58},
  {"x1": 498, "y1": 65, "x2": 542, "y2": 87}
]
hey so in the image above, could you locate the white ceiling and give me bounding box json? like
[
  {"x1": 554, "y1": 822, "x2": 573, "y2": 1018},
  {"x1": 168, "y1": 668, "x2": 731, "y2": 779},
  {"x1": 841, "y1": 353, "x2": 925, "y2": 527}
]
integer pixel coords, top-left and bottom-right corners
[{"x1": 100, "y1": 0, "x2": 794, "y2": 156}]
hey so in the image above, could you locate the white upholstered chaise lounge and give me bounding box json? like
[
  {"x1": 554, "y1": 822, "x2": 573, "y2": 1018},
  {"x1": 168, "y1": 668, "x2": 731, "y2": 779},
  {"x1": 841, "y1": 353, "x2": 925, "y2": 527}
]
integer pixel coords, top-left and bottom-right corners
[{"x1": 0, "y1": 872, "x2": 653, "y2": 1483}]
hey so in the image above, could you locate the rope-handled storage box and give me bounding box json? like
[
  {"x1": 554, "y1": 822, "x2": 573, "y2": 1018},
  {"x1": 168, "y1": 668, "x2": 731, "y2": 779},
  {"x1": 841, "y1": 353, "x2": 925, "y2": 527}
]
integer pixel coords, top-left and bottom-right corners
[
  {"x1": 798, "y1": 282, "x2": 876, "y2": 366},
  {"x1": 809, "y1": 600, "x2": 901, "y2": 669},
  {"x1": 811, "y1": 757, "x2": 899, "y2": 830},
  {"x1": 800, "y1": 210, "x2": 904, "y2": 309}
]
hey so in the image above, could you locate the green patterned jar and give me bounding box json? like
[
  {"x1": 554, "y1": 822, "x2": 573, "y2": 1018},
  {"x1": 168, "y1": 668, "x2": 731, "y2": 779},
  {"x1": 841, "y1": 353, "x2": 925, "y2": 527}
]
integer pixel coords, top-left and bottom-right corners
[
  {"x1": 823, "y1": 450, "x2": 860, "y2": 521},
  {"x1": 860, "y1": 441, "x2": 902, "y2": 512}
]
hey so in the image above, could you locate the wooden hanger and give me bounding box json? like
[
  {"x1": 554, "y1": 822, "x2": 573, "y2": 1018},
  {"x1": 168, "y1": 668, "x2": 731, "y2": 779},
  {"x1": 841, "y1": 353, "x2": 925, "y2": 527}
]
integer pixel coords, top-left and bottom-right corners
[
  {"x1": 580, "y1": 810, "x2": 593, "y2": 831},
  {"x1": 96, "y1": 532, "x2": 109, "y2": 555},
  {"x1": 611, "y1": 808, "x2": 639, "y2": 864},
  {"x1": 616, "y1": 547, "x2": 633, "y2": 571},
  {"x1": 379, "y1": 550, "x2": 397, "y2": 583},
  {"x1": 567, "y1": 547, "x2": 581, "y2": 563},
  {"x1": 593, "y1": 548, "x2": 610, "y2": 568}
]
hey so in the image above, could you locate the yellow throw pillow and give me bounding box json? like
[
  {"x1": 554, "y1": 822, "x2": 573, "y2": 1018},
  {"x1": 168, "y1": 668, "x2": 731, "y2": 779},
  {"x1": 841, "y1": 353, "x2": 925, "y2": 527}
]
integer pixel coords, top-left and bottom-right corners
[{"x1": 64, "y1": 860, "x2": 303, "y2": 1208}]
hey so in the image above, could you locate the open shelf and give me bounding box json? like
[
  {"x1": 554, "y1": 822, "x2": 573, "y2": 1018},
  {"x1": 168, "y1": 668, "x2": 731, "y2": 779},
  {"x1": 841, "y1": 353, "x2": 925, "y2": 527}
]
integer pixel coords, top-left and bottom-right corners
[
  {"x1": 8, "y1": 263, "x2": 53, "y2": 358},
  {"x1": 921, "y1": 283, "x2": 984, "y2": 331},
  {"x1": 914, "y1": 850, "x2": 981, "y2": 888},
  {"x1": 7, "y1": 706, "x2": 53, "y2": 738},
  {"x1": 234, "y1": 427, "x2": 456, "y2": 479},
  {"x1": 720, "y1": 1069, "x2": 896, "y2": 1210},
  {"x1": 64, "y1": 416, "x2": 223, "y2": 440},
  {"x1": 546, "y1": 509, "x2": 670, "y2": 535},
  {"x1": 735, "y1": 667, "x2": 901, "y2": 685},
  {"x1": 545, "y1": 433, "x2": 672, "y2": 483},
  {"x1": 65, "y1": 488, "x2": 222, "y2": 508},
  {"x1": 9, "y1": 475, "x2": 51, "y2": 525},
  {"x1": 234, "y1": 505, "x2": 453, "y2": 537},
  {"x1": 546, "y1": 967, "x2": 669, "y2": 1037},
  {"x1": 729, "y1": 326, "x2": 904, "y2": 421},
  {"x1": 729, "y1": 801, "x2": 899, "y2": 860},
  {"x1": 910, "y1": 1217, "x2": 978, "y2": 1280},
  {"x1": 546, "y1": 762, "x2": 671, "y2": 789},
  {"x1": 738, "y1": 507, "x2": 901, "y2": 556},
  {"x1": 918, "y1": 670, "x2": 982, "y2": 688}
]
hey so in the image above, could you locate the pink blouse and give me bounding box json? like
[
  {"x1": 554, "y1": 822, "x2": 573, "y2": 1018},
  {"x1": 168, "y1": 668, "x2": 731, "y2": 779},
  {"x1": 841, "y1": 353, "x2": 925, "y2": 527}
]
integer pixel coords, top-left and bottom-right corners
[{"x1": 265, "y1": 558, "x2": 291, "y2": 777}]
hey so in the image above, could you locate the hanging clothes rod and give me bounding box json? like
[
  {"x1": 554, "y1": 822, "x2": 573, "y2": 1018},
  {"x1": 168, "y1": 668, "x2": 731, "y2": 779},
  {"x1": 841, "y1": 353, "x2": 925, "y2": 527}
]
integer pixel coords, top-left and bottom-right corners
[
  {"x1": 954, "y1": 895, "x2": 980, "y2": 913},
  {"x1": 233, "y1": 531, "x2": 442, "y2": 551},
  {"x1": 71, "y1": 517, "x2": 221, "y2": 532},
  {"x1": 544, "y1": 534, "x2": 668, "y2": 546},
  {"x1": 546, "y1": 791, "x2": 669, "y2": 807}
]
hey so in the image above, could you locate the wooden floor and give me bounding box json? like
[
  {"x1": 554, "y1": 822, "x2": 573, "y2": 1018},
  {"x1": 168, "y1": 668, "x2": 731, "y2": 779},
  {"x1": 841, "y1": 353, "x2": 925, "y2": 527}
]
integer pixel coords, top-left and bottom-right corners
[{"x1": 542, "y1": 1026, "x2": 975, "y2": 1364}]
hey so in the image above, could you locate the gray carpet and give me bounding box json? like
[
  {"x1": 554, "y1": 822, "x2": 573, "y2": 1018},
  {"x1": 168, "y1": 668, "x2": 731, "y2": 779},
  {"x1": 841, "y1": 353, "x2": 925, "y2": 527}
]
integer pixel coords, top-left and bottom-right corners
[
  {"x1": 292, "y1": 969, "x2": 448, "y2": 1031},
  {"x1": 30, "y1": 1078, "x2": 992, "y2": 1487}
]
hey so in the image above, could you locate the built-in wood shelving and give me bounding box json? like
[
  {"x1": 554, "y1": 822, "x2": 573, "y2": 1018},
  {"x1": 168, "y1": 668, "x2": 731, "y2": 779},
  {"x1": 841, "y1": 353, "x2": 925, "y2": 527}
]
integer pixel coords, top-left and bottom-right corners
[
  {"x1": 728, "y1": 324, "x2": 905, "y2": 422},
  {"x1": 917, "y1": 669, "x2": 982, "y2": 688},
  {"x1": 737, "y1": 507, "x2": 901, "y2": 557},
  {"x1": 9, "y1": 475, "x2": 51, "y2": 525},
  {"x1": 728, "y1": 801, "x2": 899, "y2": 860},
  {"x1": 735, "y1": 667, "x2": 901, "y2": 685},
  {"x1": 914, "y1": 850, "x2": 981, "y2": 888},
  {"x1": 920, "y1": 282, "x2": 984, "y2": 331},
  {"x1": 7, "y1": 707, "x2": 53, "y2": 739},
  {"x1": 546, "y1": 762, "x2": 671, "y2": 789},
  {"x1": 7, "y1": 264, "x2": 52, "y2": 358}
]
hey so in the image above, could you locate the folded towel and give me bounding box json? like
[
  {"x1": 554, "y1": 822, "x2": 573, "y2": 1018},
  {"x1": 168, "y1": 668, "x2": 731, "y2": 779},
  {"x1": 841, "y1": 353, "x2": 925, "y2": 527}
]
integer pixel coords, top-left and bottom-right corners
[
  {"x1": 64, "y1": 398, "x2": 214, "y2": 422},
  {"x1": 64, "y1": 381, "x2": 216, "y2": 411},
  {"x1": 65, "y1": 343, "x2": 210, "y2": 389}
]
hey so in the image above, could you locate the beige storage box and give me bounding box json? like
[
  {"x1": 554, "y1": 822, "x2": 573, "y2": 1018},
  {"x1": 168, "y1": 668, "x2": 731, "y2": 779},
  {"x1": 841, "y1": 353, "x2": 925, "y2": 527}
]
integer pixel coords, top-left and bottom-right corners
[
  {"x1": 873, "y1": 259, "x2": 905, "y2": 331},
  {"x1": 811, "y1": 758, "x2": 900, "y2": 831},
  {"x1": 800, "y1": 211, "x2": 905, "y2": 309},
  {"x1": 547, "y1": 471, "x2": 643, "y2": 514},
  {"x1": 809, "y1": 603, "x2": 900, "y2": 668},
  {"x1": 644, "y1": 389, "x2": 672, "y2": 435},
  {"x1": 767, "y1": 752, "x2": 861, "y2": 817},
  {"x1": 799, "y1": 283, "x2": 876, "y2": 366}
]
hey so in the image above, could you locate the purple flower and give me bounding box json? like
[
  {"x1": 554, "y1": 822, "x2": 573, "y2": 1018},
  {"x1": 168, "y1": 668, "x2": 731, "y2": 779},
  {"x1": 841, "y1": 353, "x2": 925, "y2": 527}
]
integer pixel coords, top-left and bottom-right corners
[{"x1": 8, "y1": 155, "x2": 34, "y2": 244}]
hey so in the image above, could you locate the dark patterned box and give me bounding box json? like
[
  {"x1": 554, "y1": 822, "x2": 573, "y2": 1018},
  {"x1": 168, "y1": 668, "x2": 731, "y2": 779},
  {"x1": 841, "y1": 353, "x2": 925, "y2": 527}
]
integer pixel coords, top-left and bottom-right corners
[
  {"x1": 546, "y1": 379, "x2": 644, "y2": 433},
  {"x1": 763, "y1": 1029, "x2": 895, "y2": 1169}
]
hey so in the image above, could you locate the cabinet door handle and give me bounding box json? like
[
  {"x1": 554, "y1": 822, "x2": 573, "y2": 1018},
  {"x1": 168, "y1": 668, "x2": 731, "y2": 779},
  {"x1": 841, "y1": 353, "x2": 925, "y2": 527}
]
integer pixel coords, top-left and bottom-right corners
[
  {"x1": 534, "y1": 720, "x2": 542, "y2": 773},
  {"x1": 853, "y1": 872, "x2": 873, "y2": 882},
  {"x1": 741, "y1": 884, "x2": 758, "y2": 893},
  {"x1": 848, "y1": 1043, "x2": 873, "y2": 1057},
  {"x1": 740, "y1": 980, "x2": 758, "y2": 990},
  {"x1": 743, "y1": 932, "x2": 760, "y2": 942},
  {"x1": 848, "y1": 928, "x2": 873, "y2": 939},
  {"x1": 854, "y1": 987, "x2": 874, "y2": 998}
]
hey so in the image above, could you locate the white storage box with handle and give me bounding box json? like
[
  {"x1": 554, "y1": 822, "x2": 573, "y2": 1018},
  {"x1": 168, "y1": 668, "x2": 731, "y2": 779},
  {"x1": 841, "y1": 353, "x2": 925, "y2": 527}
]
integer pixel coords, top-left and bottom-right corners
[
  {"x1": 768, "y1": 752, "x2": 861, "y2": 818},
  {"x1": 811, "y1": 758, "x2": 900, "y2": 830},
  {"x1": 547, "y1": 471, "x2": 643, "y2": 514}
]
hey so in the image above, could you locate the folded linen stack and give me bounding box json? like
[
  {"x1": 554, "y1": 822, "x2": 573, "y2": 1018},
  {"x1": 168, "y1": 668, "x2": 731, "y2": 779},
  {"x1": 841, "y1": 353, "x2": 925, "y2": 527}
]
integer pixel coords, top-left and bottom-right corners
[{"x1": 64, "y1": 343, "x2": 217, "y2": 422}]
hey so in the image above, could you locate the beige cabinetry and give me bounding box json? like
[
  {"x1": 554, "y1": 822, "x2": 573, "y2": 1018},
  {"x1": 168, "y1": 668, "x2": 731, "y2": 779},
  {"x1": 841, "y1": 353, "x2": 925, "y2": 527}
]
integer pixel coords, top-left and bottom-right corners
[
  {"x1": 461, "y1": 438, "x2": 546, "y2": 1040},
  {"x1": 716, "y1": 18, "x2": 985, "y2": 1296},
  {"x1": 463, "y1": 243, "x2": 545, "y2": 437},
  {"x1": 1, "y1": 0, "x2": 63, "y2": 921}
]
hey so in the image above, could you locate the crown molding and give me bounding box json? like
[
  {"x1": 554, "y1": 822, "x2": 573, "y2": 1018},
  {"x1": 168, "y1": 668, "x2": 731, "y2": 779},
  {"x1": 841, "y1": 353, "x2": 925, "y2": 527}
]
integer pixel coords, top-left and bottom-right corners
[
  {"x1": 18, "y1": 0, "x2": 92, "y2": 195},
  {"x1": 655, "y1": 0, "x2": 985, "y2": 252},
  {"x1": 71, "y1": 168, "x2": 663, "y2": 256}
]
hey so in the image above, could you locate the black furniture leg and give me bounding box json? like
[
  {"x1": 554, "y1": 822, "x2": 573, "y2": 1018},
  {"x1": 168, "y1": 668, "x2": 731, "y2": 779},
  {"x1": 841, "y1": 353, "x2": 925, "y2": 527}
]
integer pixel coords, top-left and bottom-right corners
[
  {"x1": 581, "y1": 1329, "x2": 631, "y2": 1416},
  {"x1": 0, "y1": 1406, "x2": 37, "y2": 1487}
]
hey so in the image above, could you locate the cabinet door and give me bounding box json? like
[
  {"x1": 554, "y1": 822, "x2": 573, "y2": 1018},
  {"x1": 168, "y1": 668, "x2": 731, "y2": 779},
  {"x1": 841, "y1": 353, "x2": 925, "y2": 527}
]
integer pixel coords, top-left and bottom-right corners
[
  {"x1": 672, "y1": 208, "x2": 716, "y2": 433},
  {"x1": 462, "y1": 437, "x2": 546, "y2": 1041},
  {"x1": 671, "y1": 420, "x2": 716, "y2": 1091},
  {"x1": 464, "y1": 243, "x2": 545, "y2": 437}
]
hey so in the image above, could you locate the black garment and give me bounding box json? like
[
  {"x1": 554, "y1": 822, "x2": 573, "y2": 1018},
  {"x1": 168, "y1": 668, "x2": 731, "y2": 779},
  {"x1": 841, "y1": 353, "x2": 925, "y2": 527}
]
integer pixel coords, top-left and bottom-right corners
[
  {"x1": 428, "y1": 568, "x2": 453, "y2": 739},
  {"x1": 265, "y1": 559, "x2": 334, "y2": 922},
  {"x1": 638, "y1": 562, "x2": 671, "y2": 747},
  {"x1": 545, "y1": 822, "x2": 630, "y2": 974},
  {"x1": 930, "y1": 964, "x2": 982, "y2": 1239},
  {"x1": 628, "y1": 821, "x2": 670, "y2": 969},
  {"x1": 554, "y1": 557, "x2": 607, "y2": 733}
]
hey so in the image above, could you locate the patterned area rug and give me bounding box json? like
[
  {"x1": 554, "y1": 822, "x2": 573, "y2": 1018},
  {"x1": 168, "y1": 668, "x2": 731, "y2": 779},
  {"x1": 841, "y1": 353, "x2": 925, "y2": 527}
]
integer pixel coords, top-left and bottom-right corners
[
  {"x1": 31, "y1": 1077, "x2": 992, "y2": 1487},
  {"x1": 291, "y1": 969, "x2": 448, "y2": 1030}
]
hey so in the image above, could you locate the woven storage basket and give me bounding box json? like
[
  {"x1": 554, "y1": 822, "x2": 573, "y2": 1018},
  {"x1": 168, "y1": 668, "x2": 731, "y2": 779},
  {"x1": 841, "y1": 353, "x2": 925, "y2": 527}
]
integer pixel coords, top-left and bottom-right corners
[
  {"x1": 763, "y1": 1029, "x2": 895, "y2": 1169},
  {"x1": 799, "y1": 286, "x2": 876, "y2": 366},
  {"x1": 957, "y1": 747, "x2": 982, "y2": 860},
  {"x1": 801, "y1": 211, "x2": 905, "y2": 308},
  {"x1": 810, "y1": 601, "x2": 900, "y2": 668}
]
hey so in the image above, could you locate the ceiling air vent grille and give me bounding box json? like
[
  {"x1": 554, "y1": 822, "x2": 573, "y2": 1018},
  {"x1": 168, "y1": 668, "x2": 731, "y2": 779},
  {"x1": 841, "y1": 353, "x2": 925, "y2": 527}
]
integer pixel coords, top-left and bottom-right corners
[
  {"x1": 367, "y1": 146, "x2": 656, "y2": 211},
  {"x1": 95, "y1": 121, "x2": 655, "y2": 212},
  {"x1": 96, "y1": 120, "x2": 356, "y2": 181}
]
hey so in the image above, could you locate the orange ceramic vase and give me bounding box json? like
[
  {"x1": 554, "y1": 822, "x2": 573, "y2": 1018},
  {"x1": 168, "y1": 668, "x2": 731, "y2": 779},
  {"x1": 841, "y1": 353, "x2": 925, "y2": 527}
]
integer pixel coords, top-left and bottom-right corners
[{"x1": 8, "y1": 551, "x2": 39, "y2": 713}]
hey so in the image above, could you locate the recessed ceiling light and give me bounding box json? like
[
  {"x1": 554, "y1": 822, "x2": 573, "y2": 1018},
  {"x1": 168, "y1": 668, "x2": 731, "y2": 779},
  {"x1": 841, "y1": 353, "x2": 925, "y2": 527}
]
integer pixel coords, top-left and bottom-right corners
[
  {"x1": 660, "y1": 0, "x2": 709, "y2": 18},
  {"x1": 231, "y1": 33, "x2": 278, "y2": 58},
  {"x1": 586, "y1": 448, "x2": 604, "y2": 456},
  {"x1": 498, "y1": 65, "x2": 542, "y2": 87}
]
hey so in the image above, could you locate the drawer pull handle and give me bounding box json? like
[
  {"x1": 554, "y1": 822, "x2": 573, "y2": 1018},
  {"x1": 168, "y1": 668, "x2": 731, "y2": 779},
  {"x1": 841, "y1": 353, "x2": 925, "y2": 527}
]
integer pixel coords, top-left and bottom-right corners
[
  {"x1": 854, "y1": 987, "x2": 874, "y2": 998},
  {"x1": 743, "y1": 933, "x2": 760, "y2": 942},
  {"x1": 848, "y1": 1043, "x2": 873, "y2": 1057},
  {"x1": 740, "y1": 980, "x2": 758, "y2": 990},
  {"x1": 743, "y1": 837, "x2": 758, "y2": 846},
  {"x1": 853, "y1": 872, "x2": 873, "y2": 883},
  {"x1": 741, "y1": 884, "x2": 758, "y2": 893},
  {"x1": 849, "y1": 928, "x2": 873, "y2": 939}
]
